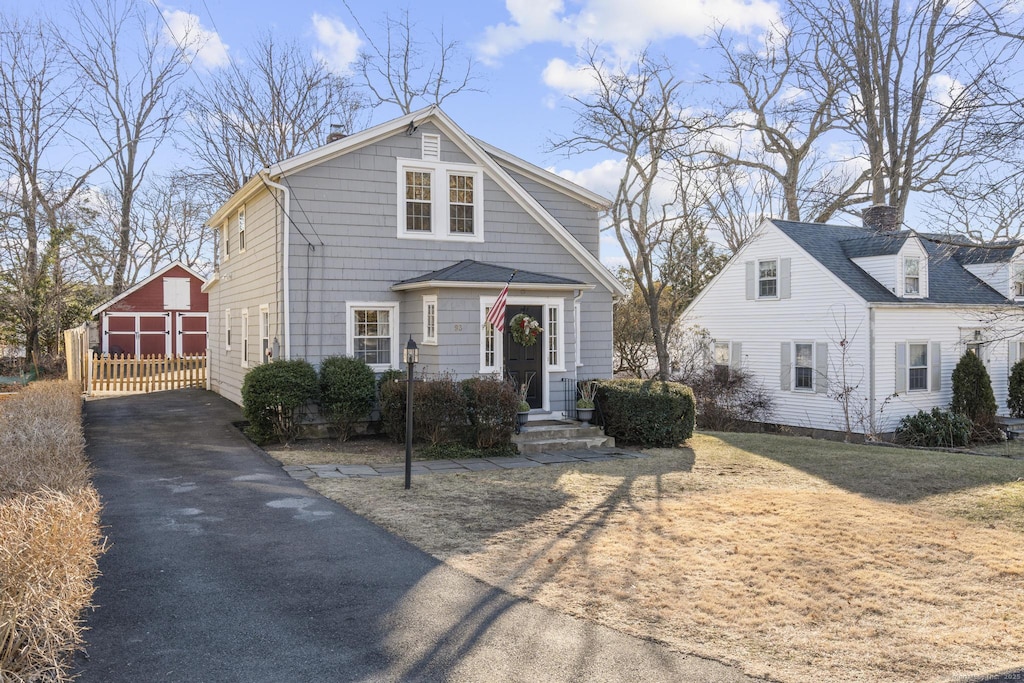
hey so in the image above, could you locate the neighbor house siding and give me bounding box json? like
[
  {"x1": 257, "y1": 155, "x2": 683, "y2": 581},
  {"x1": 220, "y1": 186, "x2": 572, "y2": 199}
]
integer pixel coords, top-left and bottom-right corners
[
  {"x1": 964, "y1": 263, "x2": 1010, "y2": 300},
  {"x1": 684, "y1": 224, "x2": 870, "y2": 433},
  {"x1": 851, "y1": 255, "x2": 897, "y2": 294},
  {"x1": 207, "y1": 187, "x2": 282, "y2": 405}
]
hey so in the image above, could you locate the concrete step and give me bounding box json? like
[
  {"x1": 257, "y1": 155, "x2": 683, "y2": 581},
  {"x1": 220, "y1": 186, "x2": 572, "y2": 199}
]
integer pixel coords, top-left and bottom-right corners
[
  {"x1": 515, "y1": 435, "x2": 616, "y2": 455},
  {"x1": 514, "y1": 423, "x2": 606, "y2": 441}
]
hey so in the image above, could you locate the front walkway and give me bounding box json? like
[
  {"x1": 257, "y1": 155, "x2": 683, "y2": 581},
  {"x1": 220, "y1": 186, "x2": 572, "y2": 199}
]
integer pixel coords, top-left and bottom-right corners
[{"x1": 283, "y1": 447, "x2": 648, "y2": 480}]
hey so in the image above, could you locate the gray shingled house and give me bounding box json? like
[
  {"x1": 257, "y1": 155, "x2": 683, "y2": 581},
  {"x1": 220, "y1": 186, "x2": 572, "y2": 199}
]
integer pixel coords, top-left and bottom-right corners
[
  {"x1": 202, "y1": 107, "x2": 626, "y2": 420},
  {"x1": 683, "y1": 207, "x2": 1024, "y2": 436}
]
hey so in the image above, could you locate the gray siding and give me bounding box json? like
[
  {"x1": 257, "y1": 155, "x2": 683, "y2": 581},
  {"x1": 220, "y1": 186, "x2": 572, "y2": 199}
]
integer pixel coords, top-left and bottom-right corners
[
  {"x1": 503, "y1": 169, "x2": 601, "y2": 257},
  {"x1": 207, "y1": 187, "x2": 283, "y2": 405}
]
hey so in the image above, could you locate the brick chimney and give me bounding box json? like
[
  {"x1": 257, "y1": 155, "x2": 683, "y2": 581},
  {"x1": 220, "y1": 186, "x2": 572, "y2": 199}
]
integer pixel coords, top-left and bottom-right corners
[
  {"x1": 863, "y1": 205, "x2": 901, "y2": 233},
  {"x1": 326, "y1": 124, "x2": 346, "y2": 145}
]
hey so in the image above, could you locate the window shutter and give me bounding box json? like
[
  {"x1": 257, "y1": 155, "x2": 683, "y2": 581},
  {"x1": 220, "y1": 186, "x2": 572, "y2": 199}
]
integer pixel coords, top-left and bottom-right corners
[
  {"x1": 815, "y1": 342, "x2": 829, "y2": 394},
  {"x1": 730, "y1": 342, "x2": 742, "y2": 370},
  {"x1": 895, "y1": 343, "x2": 907, "y2": 393},
  {"x1": 1010, "y1": 341, "x2": 1019, "y2": 369},
  {"x1": 931, "y1": 341, "x2": 942, "y2": 392},
  {"x1": 745, "y1": 261, "x2": 755, "y2": 300},
  {"x1": 780, "y1": 342, "x2": 792, "y2": 390},
  {"x1": 780, "y1": 258, "x2": 792, "y2": 299}
]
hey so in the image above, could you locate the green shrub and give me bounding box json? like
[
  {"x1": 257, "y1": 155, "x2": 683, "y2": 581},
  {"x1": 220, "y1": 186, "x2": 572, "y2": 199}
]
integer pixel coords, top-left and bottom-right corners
[
  {"x1": 595, "y1": 379, "x2": 695, "y2": 447},
  {"x1": 951, "y1": 351, "x2": 997, "y2": 422},
  {"x1": 895, "y1": 407, "x2": 972, "y2": 448},
  {"x1": 241, "y1": 359, "x2": 318, "y2": 444},
  {"x1": 462, "y1": 376, "x2": 518, "y2": 448},
  {"x1": 1008, "y1": 359, "x2": 1024, "y2": 418},
  {"x1": 318, "y1": 356, "x2": 376, "y2": 441}
]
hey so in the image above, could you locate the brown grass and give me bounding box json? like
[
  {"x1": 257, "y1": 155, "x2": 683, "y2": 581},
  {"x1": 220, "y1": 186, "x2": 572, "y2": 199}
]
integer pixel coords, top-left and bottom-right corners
[
  {"x1": 0, "y1": 381, "x2": 104, "y2": 682},
  {"x1": 265, "y1": 435, "x2": 408, "y2": 467},
  {"x1": 309, "y1": 432, "x2": 1024, "y2": 683}
]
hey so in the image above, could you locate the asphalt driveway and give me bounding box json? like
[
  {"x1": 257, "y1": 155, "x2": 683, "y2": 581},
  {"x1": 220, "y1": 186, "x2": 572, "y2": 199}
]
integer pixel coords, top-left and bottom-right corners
[{"x1": 75, "y1": 389, "x2": 758, "y2": 682}]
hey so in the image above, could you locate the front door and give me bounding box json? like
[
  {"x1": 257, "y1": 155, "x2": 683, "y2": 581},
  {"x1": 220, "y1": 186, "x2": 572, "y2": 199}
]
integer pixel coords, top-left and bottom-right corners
[{"x1": 505, "y1": 305, "x2": 543, "y2": 409}]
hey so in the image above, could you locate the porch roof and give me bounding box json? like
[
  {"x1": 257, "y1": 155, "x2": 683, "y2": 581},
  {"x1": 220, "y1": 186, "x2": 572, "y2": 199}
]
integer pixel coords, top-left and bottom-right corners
[{"x1": 391, "y1": 259, "x2": 590, "y2": 292}]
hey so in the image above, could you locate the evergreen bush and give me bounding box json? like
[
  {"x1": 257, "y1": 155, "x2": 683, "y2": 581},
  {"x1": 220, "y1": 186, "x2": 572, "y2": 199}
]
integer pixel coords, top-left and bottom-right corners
[
  {"x1": 950, "y1": 351, "x2": 998, "y2": 441},
  {"x1": 461, "y1": 376, "x2": 518, "y2": 448},
  {"x1": 1008, "y1": 359, "x2": 1024, "y2": 418},
  {"x1": 595, "y1": 379, "x2": 695, "y2": 447},
  {"x1": 895, "y1": 407, "x2": 972, "y2": 448},
  {"x1": 318, "y1": 356, "x2": 376, "y2": 441},
  {"x1": 241, "y1": 359, "x2": 318, "y2": 444}
]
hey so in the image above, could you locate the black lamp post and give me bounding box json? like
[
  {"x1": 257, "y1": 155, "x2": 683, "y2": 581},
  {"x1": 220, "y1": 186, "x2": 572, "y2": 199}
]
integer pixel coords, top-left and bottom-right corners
[{"x1": 403, "y1": 335, "x2": 418, "y2": 490}]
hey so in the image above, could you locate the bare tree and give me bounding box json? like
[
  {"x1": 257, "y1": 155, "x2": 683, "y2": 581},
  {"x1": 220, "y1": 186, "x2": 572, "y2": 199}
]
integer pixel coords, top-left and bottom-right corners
[
  {"x1": 551, "y1": 47, "x2": 710, "y2": 380},
  {"x1": 342, "y1": 5, "x2": 479, "y2": 115},
  {"x1": 61, "y1": 0, "x2": 190, "y2": 295},
  {"x1": 793, "y1": 0, "x2": 1024, "y2": 222},
  {"x1": 707, "y1": 21, "x2": 871, "y2": 224},
  {"x1": 0, "y1": 16, "x2": 101, "y2": 361},
  {"x1": 185, "y1": 34, "x2": 366, "y2": 200}
]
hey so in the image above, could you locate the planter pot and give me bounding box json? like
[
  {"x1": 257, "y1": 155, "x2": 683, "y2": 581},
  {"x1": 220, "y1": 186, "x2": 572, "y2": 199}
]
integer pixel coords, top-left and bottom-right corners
[
  {"x1": 576, "y1": 407, "x2": 594, "y2": 426},
  {"x1": 515, "y1": 410, "x2": 530, "y2": 434}
]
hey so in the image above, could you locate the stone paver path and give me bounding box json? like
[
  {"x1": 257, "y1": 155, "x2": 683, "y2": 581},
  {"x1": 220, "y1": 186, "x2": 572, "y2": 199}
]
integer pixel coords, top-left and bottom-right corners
[{"x1": 282, "y1": 447, "x2": 648, "y2": 480}]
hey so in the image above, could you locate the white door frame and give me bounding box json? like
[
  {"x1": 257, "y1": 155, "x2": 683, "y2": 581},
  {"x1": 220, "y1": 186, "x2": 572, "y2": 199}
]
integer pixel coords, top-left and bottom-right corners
[
  {"x1": 176, "y1": 312, "x2": 208, "y2": 357},
  {"x1": 102, "y1": 312, "x2": 171, "y2": 356}
]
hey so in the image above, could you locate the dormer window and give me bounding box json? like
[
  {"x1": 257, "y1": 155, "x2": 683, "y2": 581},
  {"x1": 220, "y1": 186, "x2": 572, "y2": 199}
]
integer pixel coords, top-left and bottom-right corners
[
  {"x1": 904, "y1": 256, "x2": 920, "y2": 296},
  {"x1": 1012, "y1": 262, "x2": 1024, "y2": 299}
]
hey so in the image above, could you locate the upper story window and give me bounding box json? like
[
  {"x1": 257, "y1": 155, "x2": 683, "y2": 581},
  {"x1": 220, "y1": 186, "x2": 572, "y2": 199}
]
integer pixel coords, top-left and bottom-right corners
[
  {"x1": 237, "y1": 207, "x2": 246, "y2": 253},
  {"x1": 1012, "y1": 262, "x2": 1024, "y2": 299},
  {"x1": 904, "y1": 256, "x2": 920, "y2": 296},
  {"x1": 758, "y1": 259, "x2": 778, "y2": 298},
  {"x1": 223, "y1": 221, "x2": 230, "y2": 261},
  {"x1": 397, "y1": 159, "x2": 484, "y2": 242}
]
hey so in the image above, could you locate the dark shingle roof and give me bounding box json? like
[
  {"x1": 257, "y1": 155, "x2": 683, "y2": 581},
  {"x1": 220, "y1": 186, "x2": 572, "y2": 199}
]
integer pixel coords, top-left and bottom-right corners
[
  {"x1": 953, "y1": 244, "x2": 1020, "y2": 265},
  {"x1": 771, "y1": 220, "x2": 1010, "y2": 305},
  {"x1": 393, "y1": 259, "x2": 585, "y2": 287}
]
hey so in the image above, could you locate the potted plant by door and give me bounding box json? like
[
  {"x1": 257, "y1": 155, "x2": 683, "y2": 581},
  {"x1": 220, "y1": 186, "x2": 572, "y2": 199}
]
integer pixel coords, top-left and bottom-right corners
[
  {"x1": 515, "y1": 375, "x2": 533, "y2": 433},
  {"x1": 576, "y1": 380, "x2": 598, "y2": 426}
]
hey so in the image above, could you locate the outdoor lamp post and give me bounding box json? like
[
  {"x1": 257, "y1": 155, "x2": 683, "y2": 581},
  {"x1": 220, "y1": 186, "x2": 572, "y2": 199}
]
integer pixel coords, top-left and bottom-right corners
[{"x1": 403, "y1": 335, "x2": 418, "y2": 490}]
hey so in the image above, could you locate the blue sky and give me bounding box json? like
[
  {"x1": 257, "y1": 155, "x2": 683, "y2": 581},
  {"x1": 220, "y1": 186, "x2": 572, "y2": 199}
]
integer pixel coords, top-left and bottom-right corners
[{"x1": 8, "y1": 0, "x2": 783, "y2": 268}]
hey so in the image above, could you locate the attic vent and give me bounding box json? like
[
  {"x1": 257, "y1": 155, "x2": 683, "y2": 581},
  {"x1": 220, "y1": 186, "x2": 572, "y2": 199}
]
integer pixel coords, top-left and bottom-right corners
[{"x1": 422, "y1": 133, "x2": 440, "y2": 161}]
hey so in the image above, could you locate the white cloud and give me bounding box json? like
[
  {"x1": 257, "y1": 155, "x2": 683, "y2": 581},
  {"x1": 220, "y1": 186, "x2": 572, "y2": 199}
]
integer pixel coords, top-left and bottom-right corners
[
  {"x1": 311, "y1": 14, "x2": 361, "y2": 75},
  {"x1": 552, "y1": 158, "x2": 625, "y2": 199},
  {"x1": 929, "y1": 73, "x2": 965, "y2": 110},
  {"x1": 541, "y1": 58, "x2": 600, "y2": 96},
  {"x1": 161, "y1": 8, "x2": 229, "y2": 69},
  {"x1": 478, "y1": 0, "x2": 780, "y2": 64}
]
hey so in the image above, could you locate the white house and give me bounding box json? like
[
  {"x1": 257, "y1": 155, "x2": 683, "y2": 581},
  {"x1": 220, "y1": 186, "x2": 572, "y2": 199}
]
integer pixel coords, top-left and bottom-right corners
[{"x1": 683, "y1": 206, "x2": 1024, "y2": 436}]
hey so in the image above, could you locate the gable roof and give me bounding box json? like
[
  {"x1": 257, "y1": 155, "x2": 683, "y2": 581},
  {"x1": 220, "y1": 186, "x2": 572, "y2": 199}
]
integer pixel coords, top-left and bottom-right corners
[
  {"x1": 392, "y1": 259, "x2": 589, "y2": 291},
  {"x1": 771, "y1": 220, "x2": 1010, "y2": 305},
  {"x1": 92, "y1": 261, "x2": 207, "y2": 316},
  {"x1": 253, "y1": 106, "x2": 626, "y2": 298}
]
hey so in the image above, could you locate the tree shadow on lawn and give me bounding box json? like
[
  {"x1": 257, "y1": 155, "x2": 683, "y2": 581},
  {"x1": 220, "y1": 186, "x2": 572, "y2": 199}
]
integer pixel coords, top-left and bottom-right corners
[{"x1": 710, "y1": 431, "x2": 1024, "y2": 503}]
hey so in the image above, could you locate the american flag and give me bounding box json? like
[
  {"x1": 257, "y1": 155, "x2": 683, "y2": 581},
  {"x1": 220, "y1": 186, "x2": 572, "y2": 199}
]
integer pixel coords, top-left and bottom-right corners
[{"x1": 485, "y1": 274, "x2": 514, "y2": 332}]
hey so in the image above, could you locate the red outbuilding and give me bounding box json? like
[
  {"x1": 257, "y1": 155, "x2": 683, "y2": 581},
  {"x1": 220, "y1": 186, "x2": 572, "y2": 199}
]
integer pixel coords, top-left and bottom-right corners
[{"x1": 92, "y1": 262, "x2": 209, "y2": 357}]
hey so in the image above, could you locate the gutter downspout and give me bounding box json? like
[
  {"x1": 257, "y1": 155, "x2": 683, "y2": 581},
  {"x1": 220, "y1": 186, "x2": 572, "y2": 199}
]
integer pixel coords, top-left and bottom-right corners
[
  {"x1": 868, "y1": 305, "x2": 876, "y2": 436},
  {"x1": 262, "y1": 175, "x2": 291, "y2": 360}
]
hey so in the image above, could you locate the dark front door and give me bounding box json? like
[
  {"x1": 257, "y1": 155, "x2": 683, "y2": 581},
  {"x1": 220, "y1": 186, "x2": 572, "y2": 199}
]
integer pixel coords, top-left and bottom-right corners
[{"x1": 505, "y1": 305, "x2": 544, "y2": 409}]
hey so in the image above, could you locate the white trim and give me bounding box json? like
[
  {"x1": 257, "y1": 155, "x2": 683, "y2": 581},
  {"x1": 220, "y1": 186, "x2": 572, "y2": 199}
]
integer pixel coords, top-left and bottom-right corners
[
  {"x1": 907, "y1": 340, "x2": 929, "y2": 392},
  {"x1": 422, "y1": 295, "x2": 438, "y2": 345},
  {"x1": 546, "y1": 303, "x2": 565, "y2": 371},
  {"x1": 396, "y1": 158, "x2": 484, "y2": 242},
  {"x1": 240, "y1": 308, "x2": 249, "y2": 368},
  {"x1": 756, "y1": 257, "x2": 780, "y2": 300},
  {"x1": 573, "y1": 295, "x2": 583, "y2": 368},
  {"x1": 92, "y1": 261, "x2": 206, "y2": 316},
  {"x1": 346, "y1": 302, "x2": 400, "y2": 371},
  {"x1": 479, "y1": 299, "x2": 503, "y2": 373},
  {"x1": 421, "y1": 133, "x2": 440, "y2": 160},
  {"x1": 792, "y1": 341, "x2": 815, "y2": 392},
  {"x1": 259, "y1": 304, "x2": 270, "y2": 364}
]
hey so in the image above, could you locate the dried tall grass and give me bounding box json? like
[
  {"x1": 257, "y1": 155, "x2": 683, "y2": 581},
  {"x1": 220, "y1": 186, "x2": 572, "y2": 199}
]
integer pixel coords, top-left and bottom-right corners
[{"x1": 0, "y1": 381, "x2": 103, "y2": 682}]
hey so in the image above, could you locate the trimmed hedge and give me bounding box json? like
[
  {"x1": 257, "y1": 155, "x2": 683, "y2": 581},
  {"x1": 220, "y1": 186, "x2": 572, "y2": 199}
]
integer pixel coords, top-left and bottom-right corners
[
  {"x1": 378, "y1": 369, "x2": 407, "y2": 442},
  {"x1": 595, "y1": 379, "x2": 695, "y2": 447},
  {"x1": 462, "y1": 376, "x2": 519, "y2": 448},
  {"x1": 241, "y1": 359, "x2": 319, "y2": 444},
  {"x1": 318, "y1": 356, "x2": 376, "y2": 441}
]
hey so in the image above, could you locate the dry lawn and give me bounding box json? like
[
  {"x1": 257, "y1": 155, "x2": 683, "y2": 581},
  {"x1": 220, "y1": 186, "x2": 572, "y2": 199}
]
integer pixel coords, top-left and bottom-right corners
[
  {"x1": 265, "y1": 435, "x2": 408, "y2": 466},
  {"x1": 309, "y1": 432, "x2": 1024, "y2": 683}
]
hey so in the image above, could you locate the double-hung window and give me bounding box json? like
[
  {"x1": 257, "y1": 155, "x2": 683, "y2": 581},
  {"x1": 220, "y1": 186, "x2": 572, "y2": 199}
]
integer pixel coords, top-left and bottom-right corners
[
  {"x1": 904, "y1": 256, "x2": 920, "y2": 296},
  {"x1": 1013, "y1": 262, "x2": 1024, "y2": 299},
  {"x1": 714, "y1": 342, "x2": 730, "y2": 381},
  {"x1": 794, "y1": 343, "x2": 814, "y2": 390},
  {"x1": 259, "y1": 305, "x2": 269, "y2": 364},
  {"x1": 758, "y1": 259, "x2": 778, "y2": 298},
  {"x1": 908, "y1": 343, "x2": 928, "y2": 391},
  {"x1": 398, "y1": 159, "x2": 483, "y2": 241},
  {"x1": 240, "y1": 308, "x2": 249, "y2": 368},
  {"x1": 237, "y1": 207, "x2": 246, "y2": 253},
  {"x1": 224, "y1": 309, "x2": 232, "y2": 351},
  {"x1": 347, "y1": 303, "x2": 398, "y2": 370}
]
